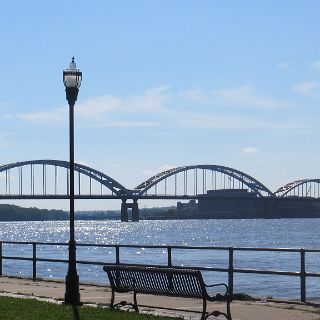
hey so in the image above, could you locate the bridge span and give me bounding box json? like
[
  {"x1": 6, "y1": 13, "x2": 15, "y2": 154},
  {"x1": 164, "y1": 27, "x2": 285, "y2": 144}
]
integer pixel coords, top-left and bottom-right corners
[{"x1": 0, "y1": 160, "x2": 319, "y2": 221}]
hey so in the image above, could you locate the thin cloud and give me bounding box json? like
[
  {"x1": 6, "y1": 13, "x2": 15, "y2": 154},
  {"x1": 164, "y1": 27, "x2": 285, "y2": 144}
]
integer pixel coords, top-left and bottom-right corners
[
  {"x1": 130, "y1": 86, "x2": 171, "y2": 112},
  {"x1": 19, "y1": 108, "x2": 66, "y2": 125},
  {"x1": 174, "y1": 111, "x2": 299, "y2": 130},
  {"x1": 242, "y1": 147, "x2": 258, "y2": 155},
  {"x1": 182, "y1": 86, "x2": 291, "y2": 109},
  {"x1": 16, "y1": 86, "x2": 300, "y2": 131},
  {"x1": 0, "y1": 132, "x2": 10, "y2": 149},
  {"x1": 19, "y1": 108, "x2": 157, "y2": 127},
  {"x1": 292, "y1": 82, "x2": 320, "y2": 96},
  {"x1": 310, "y1": 60, "x2": 320, "y2": 71},
  {"x1": 0, "y1": 101, "x2": 12, "y2": 108},
  {"x1": 78, "y1": 120, "x2": 157, "y2": 128},
  {"x1": 77, "y1": 95, "x2": 122, "y2": 120},
  {"x1": 277, "y1": 61, "x2": 293, "y2": 70},
  {"x1": 17, "y1": 86, "x2": 169, "y2": 127}
]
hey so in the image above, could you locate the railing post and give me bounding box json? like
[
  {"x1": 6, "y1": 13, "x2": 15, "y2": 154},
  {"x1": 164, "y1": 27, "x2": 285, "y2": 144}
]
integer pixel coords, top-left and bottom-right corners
[
  {"x1": 167, "y1": 246, "x2": 173, "y2": 289},
  {"x1": 115, "y1": 245, "x2": 120, "y2": 286},
  {"x1": 300, "y1": 248, "x2": 306, "y2": 302},
  {"x1": 115, "y1": 245, "x2": 120, "y2": 264},
  {"x1": 228, "y1": 247, "x2": 234, "y2": 297},
  {"x1": 32, "y1": 242, "x2": 37, "y2": 281},
  {"x1": 0, "y1": 241, "x2": 2, "y2": 276},
  {"x1": 167, "y1": 246, "x2": 172, "y2": 267}
]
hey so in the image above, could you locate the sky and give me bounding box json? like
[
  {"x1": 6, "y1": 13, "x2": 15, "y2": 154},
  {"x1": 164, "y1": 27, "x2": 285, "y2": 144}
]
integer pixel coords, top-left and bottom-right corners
[{"x1": 0, "y1": 1, "x2": 320, "y2": 210}]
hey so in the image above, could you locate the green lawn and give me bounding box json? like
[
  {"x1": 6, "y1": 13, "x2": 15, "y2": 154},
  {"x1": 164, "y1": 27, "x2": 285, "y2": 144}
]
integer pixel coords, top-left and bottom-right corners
[{"x1": 0, "y1": 296, "x2": 177, "y2": 320}]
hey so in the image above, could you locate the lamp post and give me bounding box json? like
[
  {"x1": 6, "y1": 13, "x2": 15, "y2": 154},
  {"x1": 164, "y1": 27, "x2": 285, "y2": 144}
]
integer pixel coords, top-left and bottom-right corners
[{"x1": 63, "y1": 57, "x2": 82, "y2": 305}]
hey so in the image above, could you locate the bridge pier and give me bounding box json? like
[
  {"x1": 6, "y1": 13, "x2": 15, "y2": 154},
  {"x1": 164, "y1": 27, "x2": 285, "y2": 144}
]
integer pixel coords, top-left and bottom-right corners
[
  {"x1": 121, "y1": 199, "x2": 128, "y2": 222},
  {"x1": 121, "y1": 198, "x2": 139, "y2": 222},
  {"x1": 132, "y1": 199, "x2": 139, "y2": 222}
]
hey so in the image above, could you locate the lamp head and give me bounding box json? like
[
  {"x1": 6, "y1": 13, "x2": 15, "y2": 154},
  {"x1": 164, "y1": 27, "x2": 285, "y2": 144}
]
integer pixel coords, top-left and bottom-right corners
[{"x1": 63, "y1": 57, "x2": 82, "y2": 89}]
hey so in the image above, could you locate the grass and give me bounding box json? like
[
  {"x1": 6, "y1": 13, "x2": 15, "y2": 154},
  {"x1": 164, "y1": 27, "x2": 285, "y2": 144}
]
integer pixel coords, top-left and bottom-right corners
[{"x1": 0, "y1": 296, "x2": 178, "y2": 320}]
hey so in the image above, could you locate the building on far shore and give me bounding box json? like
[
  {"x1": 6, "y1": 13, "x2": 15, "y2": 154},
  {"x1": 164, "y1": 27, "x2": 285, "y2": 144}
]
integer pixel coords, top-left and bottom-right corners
[
  {"x1": 177, "y1": 189, "x2": 320, "y2": 219},
  {"x1": 177, "y1": 200, "x2": 198, "y2": 213}
]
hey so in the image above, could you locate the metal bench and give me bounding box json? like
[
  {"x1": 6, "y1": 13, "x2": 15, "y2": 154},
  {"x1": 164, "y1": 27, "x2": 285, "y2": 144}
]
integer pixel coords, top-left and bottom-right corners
[{"x1": 103, "y1": 264, "x2": 232, "y2": 320}]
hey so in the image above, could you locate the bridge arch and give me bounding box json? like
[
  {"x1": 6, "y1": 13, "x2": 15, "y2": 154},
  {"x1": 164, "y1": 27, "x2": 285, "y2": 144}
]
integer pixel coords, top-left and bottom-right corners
[
  {"x1": 134, "y1": 165, "x2": 274, "y2": 197},
  {"x1": 0, "y1": 160, "x2": 128, "y2": 197},
  {"x1": 275, "y1": 179, "x2": 320, "y2": 198}
]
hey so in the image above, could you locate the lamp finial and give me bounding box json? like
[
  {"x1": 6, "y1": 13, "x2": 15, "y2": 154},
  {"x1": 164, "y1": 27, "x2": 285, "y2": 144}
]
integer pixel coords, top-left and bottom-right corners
[{"x1": 70, "y1": 57, "x2": 76, "y2": 70}]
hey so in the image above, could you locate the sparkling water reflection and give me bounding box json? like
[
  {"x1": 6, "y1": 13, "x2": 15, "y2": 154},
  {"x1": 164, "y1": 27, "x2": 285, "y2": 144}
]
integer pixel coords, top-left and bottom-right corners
[{"x1": 0, "y1": 219, "x2": 319, "y2": 300}]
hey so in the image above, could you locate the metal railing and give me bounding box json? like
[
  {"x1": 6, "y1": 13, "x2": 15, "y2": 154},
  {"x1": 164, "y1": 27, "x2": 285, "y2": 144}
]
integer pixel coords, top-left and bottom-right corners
[{"x1": 0, "y1": 241, "x2": 319, "y2": 303}]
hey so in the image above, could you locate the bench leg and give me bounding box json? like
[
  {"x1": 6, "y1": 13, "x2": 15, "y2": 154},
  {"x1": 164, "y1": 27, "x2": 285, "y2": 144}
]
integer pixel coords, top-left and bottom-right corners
[
  {"x1": 133, "y1": 291, "x2": 139, "y2": 312},
  {"x1": 226, "y1": 298, "x2": 232, "y2": 320},
  {"x1": 203, "y1": 298, "x2": 232, "y2": 320},
  {"x1": 201, "y1": 298, "x2": 207, "y2": 320},
  {"x1": 110, "y1": 289, "x2": 115, "y2": 308}
]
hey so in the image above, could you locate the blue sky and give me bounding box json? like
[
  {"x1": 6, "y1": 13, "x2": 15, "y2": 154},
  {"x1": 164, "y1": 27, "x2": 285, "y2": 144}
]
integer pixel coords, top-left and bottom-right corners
[{"x1": 0, "y1": 1, "x2": 320, "y2": 210}]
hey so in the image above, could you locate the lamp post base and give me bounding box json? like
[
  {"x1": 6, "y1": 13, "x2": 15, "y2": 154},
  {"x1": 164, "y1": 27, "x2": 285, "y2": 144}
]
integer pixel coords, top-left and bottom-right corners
[{"x1": 64, "y1": 271, "x2": 82, "y2": 305}]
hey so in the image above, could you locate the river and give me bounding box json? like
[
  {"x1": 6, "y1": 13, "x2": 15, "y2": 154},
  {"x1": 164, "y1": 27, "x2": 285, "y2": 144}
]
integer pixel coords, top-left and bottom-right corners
[{"x1": 0, "y1": 218, "x2": 319, "y2": 300}]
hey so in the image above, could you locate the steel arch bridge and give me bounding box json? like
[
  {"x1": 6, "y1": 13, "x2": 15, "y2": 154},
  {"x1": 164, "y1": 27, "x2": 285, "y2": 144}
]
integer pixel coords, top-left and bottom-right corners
[
  {"x1": 134, "y1": 165, "x2": 275, "y2": 198},
  {"x1": 1, "y1": 159, "x2": 320, "y2": 221},
  {"x1": 274, "y1": 179, "x2": 320, "y2": 198}
]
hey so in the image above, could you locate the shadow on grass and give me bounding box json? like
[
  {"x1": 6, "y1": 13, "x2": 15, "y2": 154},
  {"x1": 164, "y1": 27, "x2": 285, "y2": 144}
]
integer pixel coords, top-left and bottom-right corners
[{"x1": 72, "y1": 305, "x2": 80, "y2": 320}]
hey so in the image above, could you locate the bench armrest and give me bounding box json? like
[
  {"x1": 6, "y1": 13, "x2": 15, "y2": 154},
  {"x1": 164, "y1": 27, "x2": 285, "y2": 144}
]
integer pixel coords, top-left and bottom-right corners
[{"x1": 205, "y1": 283, "x2": 228, "y2": 296}]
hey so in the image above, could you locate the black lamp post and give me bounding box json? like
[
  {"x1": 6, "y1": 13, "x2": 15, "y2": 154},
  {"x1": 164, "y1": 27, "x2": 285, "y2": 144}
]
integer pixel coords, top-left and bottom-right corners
[{"x1": 63, "y1": 57, "x2": 82, "y2": 305}]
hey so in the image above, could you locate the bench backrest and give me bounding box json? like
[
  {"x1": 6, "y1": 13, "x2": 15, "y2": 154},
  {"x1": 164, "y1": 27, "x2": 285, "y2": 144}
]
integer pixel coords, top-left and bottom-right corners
[{"x1": 103, "y1": 264, "x2": 206, "y2": 299}]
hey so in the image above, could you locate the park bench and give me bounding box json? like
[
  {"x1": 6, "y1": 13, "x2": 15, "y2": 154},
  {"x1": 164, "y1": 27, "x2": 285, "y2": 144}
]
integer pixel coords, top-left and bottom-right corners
[{"x1": 103, "y1": 264, "x2": 232, "y2": 320}]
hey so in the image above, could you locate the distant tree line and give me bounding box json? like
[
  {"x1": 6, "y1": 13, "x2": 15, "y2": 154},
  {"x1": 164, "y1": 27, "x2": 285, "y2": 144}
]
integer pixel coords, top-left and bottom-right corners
[
  {"x1": 139, "y1": 207, "x2": 177, "y2": 219},
  {"x1": 0, "y1": 204, "x2": 68, "y2": 221},
  {"x1": 0, "y1": 204, "x2": 179, "y2": 221}
]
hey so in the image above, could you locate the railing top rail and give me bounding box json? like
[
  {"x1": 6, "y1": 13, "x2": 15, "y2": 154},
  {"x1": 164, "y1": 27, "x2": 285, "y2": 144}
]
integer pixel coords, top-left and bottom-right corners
[
  {"x1": 1, "y1": 241, "x2": 69, "y2": 246},
  {"x1": 1, "y1": 240, "x2": 320, "y2": 253}
]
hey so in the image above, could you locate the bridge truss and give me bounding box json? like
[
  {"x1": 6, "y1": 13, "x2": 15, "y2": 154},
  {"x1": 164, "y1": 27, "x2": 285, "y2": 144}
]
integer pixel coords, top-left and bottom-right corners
[
  {"x1": 275, "y1": 179, "x2": 320, "y2": 198},
  {"x1": 134, "y1": 165, "x2": 274, "y2": 198},
  {"x1": 0, "y1": 160, "x2": 128, "y2": 199}
]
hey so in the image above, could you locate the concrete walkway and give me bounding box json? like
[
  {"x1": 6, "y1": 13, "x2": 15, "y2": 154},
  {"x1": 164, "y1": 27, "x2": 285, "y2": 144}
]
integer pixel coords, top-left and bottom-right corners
[{"x1": 0, "y1": 276, "x2": 319, "y2": 320}]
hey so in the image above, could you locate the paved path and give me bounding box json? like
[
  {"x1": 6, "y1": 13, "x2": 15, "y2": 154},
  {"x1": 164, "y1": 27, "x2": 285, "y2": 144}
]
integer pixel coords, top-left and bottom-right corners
[{"x1": 0, "y1": 276, "x2": 319, "y2": 320}]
